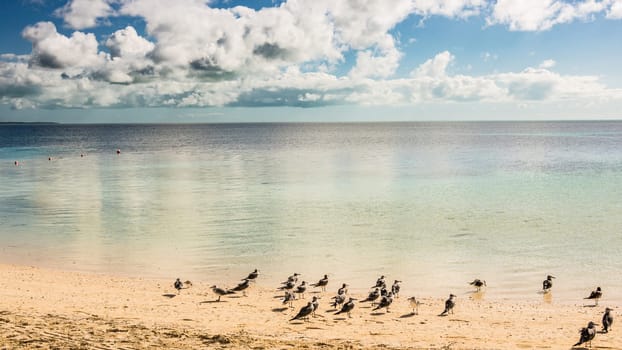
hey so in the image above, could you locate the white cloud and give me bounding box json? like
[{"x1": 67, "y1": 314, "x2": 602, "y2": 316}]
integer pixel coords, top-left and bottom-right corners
[
  {"x1": 105, "y1": 26, "x2": 154, "y2": 59},
  {"x1": 607, "y1": 0, "x2": 622, "y2": 18},
  {"x1": 539, "y1": 59, "x2": 556, "y2": 69},
  {"x1": 2, "y1": 0, "x2": 622, "y2": 114},
  {"x1": 22, "y1": 21, "x2": 105, "y2": 69},
  {"x1": 55, "y1": 0, "x2": 115, "y2": 29},
  {"x1": 488, "y1": 0, "x2": 609, "y2": 31}
]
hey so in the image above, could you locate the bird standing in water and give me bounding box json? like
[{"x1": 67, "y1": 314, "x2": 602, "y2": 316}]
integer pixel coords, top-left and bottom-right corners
[
  {"x1": 573, "y1": 321, "x2": 597, "y2": 348},
  {"x1": 543, "y1": 275, "x2": 555, "y2": 292},
  {"x1": 469, "y1": 279, "x2": 486, "y2": 292},
  {"x1": 602, "y1": 308, "x2": 614, "y2": 333},
  {"x1": 584, "y1": 287, "x2": 602, "y2": 306},
  {"x1": 439, "y1": 294, "x2": 456, "y2": 316}
]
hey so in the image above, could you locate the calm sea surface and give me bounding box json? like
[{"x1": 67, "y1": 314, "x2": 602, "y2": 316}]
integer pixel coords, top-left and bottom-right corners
[{"x1": 1, "y1": 122, "x2": 621, "y2": 304}]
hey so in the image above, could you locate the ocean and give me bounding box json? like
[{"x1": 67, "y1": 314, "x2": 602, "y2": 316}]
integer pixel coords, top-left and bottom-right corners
[{"x1": 1, "y1": 121, "x2": 621, "y2": 303}]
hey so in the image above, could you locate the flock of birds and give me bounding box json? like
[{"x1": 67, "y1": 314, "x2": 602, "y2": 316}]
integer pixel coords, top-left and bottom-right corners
[{"x1": 173, "y1": 270, "x2": 614, "y2": 348}]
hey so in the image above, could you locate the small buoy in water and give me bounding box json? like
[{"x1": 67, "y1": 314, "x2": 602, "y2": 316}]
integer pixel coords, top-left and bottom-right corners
[
  {"x1": 48, "y1": 157, "x2": 51, "y2": 161},
  {"x1": 116, "y1": 149, "x2": 121, "y2": 155},
  {"x1": 80, "y1": 154, "x2": 84, "y2": 157},
  {"x1": 14, "y1": 160, "x2": 19, "y2": 166}
]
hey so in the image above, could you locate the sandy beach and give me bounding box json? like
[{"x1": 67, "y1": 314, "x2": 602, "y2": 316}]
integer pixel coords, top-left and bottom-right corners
[{"x1": 0, "y1": 264, "x2": 619, "y2": 349}]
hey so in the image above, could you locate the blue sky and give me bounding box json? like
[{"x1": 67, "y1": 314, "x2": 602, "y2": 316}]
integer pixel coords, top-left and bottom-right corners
[{"x1": 1, "y1": 0, "x2": 622, "y2": 122}]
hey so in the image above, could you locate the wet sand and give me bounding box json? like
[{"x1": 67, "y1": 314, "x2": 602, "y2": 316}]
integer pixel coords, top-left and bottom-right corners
[{"x1": 0, "y1": 264, "x2": 619, "y2": 349}]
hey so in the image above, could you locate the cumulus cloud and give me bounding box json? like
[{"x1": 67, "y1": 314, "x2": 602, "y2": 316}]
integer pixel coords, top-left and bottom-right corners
[
  {"x1": 22, "y1": 21, "x2": 104, "y2": 69},
  {"x1": 488, "y1": 0, "x2": 608, "y2": 31},
  {"x1": 54, "y1": 0, "x2": 115, "y2": 29},
  {"x1": 2, "y1": 0, "x2": 622, "y2": 113},
  {"x1": 608, "y1": 0, "x2": 622, "y2": 18}
]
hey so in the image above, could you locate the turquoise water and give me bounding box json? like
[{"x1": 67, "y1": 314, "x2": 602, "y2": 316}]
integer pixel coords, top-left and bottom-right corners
[{"x1": 1, "y1": 122, "x2": 621, "y2": 303}]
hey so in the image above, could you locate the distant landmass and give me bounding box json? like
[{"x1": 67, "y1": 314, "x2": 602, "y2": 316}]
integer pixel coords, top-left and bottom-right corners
[{"x1": 0, "y1": 122, "x2": 60, "y2": 125}]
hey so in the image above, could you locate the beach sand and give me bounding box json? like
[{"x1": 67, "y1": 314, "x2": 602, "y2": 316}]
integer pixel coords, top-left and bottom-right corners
[{"x1": 0, "y1": 264, "x2": 619, "y2": 349}]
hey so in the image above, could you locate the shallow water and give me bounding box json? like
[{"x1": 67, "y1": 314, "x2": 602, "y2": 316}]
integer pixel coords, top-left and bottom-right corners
[{"x1": 1, "y1": 122, "x2": 621, "y2": 304}]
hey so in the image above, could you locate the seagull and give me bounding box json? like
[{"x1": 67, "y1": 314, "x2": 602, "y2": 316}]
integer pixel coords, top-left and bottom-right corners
[
  {"x1": 373, "y1": 275, "x2": 386, "y2": 289},
  {"x1": 174, "y1": 278, "x2": 183, "y2": 294},
  {"x1": 439, "y1": 294, "x2": 456, "y2": 316},
  {"x1": 282, "y1": 273, "x2": 300, "y2": 285},
  {"x1": 311, "y1": 275, "x2": 329, "y2": 292},
  {"x1": 469, "y1": 279, "x2": 487, "y2": 292},
  {"x1": 278, "y1": 280, "x2": 296, "y2": 291},
  {"x1": 210, "y1": 285, "x2": 235, "y2": 301},
  {"x1": 361, "y1": 288, "x2": 380, "y2": 305},
  {"x1": 282, "y1": 290, "x2": 296, "y2": 308},
  {"x1": 335, "y1": 297, "x2": 356, "y2": 318},
  {"x1": 372, "y1": 292, "x2": 393, "y2": 313},
  {"x1": 294, "y1": 281, "x2": 307, "y2": 299},
  {"x1": 245, "y1": 269, "x2": 259, "y2": 281},
  {"x1": 231, "y1": 278, "x2": 251, "y2": 296},
  {"x1": 543, "y1": 275, "x2": 555, "y2": 292},
  {"x1": 290, "y1": 301, "x2": 314, "y2": 322},
  {"x1": 391, "y1": 280, "x2": 402, "y2": 298},
  {"x1": 584, "y1": 287, "x2": 602, "y2": 306},
  {"x1": 337, "y1": 283, "x2": 348, "y2": 296},
  {"x1": 331, "y1": 293, "x2": 347, "y2": 309},
  {"x1": 408, "y1": 296, "x2": 420, "y2": 315},
  {"x1": 602, "y1": 307, "x2": 614, "y2": 333},
  {"x1": 311, "y1": 296, "x2": 320, "y2": 316},
  {"x1": 573, "y1": 321, "x2": 597, "y2": 348}
]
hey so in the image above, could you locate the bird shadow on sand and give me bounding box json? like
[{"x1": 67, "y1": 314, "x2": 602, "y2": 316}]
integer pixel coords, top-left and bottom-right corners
[
  {"x1": 400, "y1": 312, "x2": 417, "y2": 318},
  {"x1": 228, "y1": 295, "x2": 243, "y2": 299},
  {"x1": 333, "y1": 317, "x2": 347, "y2": 321},
  {"x1": 199, "y1": 300, "x2": 227, "y2": 304},
  {"x1": 271, "y1": 307, "x2": 289, "y2": 312},
  {"x1": 325, "y1": 309, "x2": 338, "y2": 313},
  {"x1": 162, "y1": 294, "x2": 177, "y2": 298},
  {"x1": 582, "y1": 304, "x2": 597, "y2": 308},
  {"x1": 360, "y1": 305, "x2": 373, "y2": 309},
  {"x1": 370, "y1": 312, "x2": 389, "y2": 316}
]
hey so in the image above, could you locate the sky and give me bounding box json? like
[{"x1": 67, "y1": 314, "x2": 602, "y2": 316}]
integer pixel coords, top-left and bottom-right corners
[{"x1": 1, "y1": 0, "x2": 622, "y2": 123}]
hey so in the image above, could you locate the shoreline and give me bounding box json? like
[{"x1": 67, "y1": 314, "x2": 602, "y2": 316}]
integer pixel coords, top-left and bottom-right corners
[{"x1": 1, "y1": 263, "x2": 619, "y2": 349}]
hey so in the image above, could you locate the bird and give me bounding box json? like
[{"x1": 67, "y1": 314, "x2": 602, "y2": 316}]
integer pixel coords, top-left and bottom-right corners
[
  {"x1": 573, "y1": 321, "x2": 597, "y2": 348},
  {"x1": 278, "y1": 280, "x2": 296, "y2": 291},
  {"x1": 373, "y1": 275, "x2": 386, "y2": 289},
  {"x1": 337, "y1": 283, "x2": 348, "y2": 296},
  {"x1": 282, "y1": 273, "x2": 300, "y2": 285},
  {"x1": 282, "y1": 290, "x2": 296, "y2": 308},
  {"x1": 408, "y1": 296, "x2": 420, "y2": 315},
  {"x1": 373, "y1": 292, "x2": 393, "y2": 313},
  {"x1": 311, "y1": 296, "x2": 320, "y2": 316},
  {"x1": 335, "y1": 297, "x2": 356, "y2": 318},
  {"x1": 543, "y1": 275, "x2": 555, "y2": 292},
  {"x1": 210, "y1": 285, "x2": 235, "y2": 301},
  {"x1": 231, "y1": 279, "x2": 251, "y2": 296},
  {"x1": 290, "y1": 301, "x2": 314, "y2": 322},
  {"x1": 439, "y1": 294, "x2": 456, "y2": 316},
  {"x1": 174, "y1": 278, "x2": 183, "y2": 294},
  {"x1": 391, "y1": 280, "x2": 402, "y2": 298},
  {"x1": 294, "y1": 281, "x2": 307, "y2": 299},
  {"x1": 584, "y1": 287, "x2": 602, "y2": 306},
  {"x1": 331, "y1": 293, "x2": 346, "y2": 309},
  {"x1": 311, "y1": 274, "x2": 329, "y2": 292},
  {"x1": 361, "y1": 288, "x2": 380, "y2": 305},
  {"x1": 602, "y1": 307, "x2": 614, "y2": 333},
  {"x1": 469, "y1": 279, "x2": 487, "y2": 292},
  {"x1": 245, "y1": 269, "x2": 259, "y2": 281}
]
